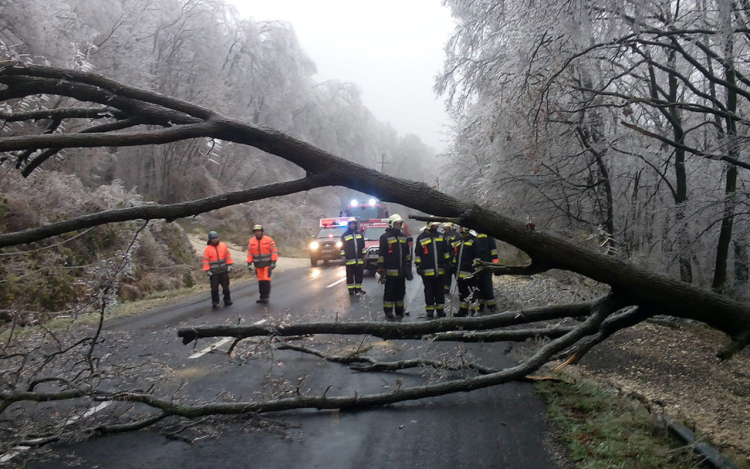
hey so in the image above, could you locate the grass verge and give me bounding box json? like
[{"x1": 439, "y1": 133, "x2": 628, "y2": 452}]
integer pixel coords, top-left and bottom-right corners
[
  {"x1": 536, "y1": 376, "x2": 702, "y2": 469},
  {"x1": 2, "y1": 277, "x2": 255, "y2": 338}
]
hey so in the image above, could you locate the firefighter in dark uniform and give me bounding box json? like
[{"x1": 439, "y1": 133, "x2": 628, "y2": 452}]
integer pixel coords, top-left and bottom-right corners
[
  {"x1": 376, "y1": 214, "x2": 413, "y2": 320},
  {"x1": 452, "y1": 227, "x2": 481, "y2": 317},
  {"x1": 475, "y1": 232, "x2": 499, "y2": 313},
  {"x1": 442, "y1": 222, "x2": 459, "y2": 295},
  {"x1": 341, "y1": 218, "x2": 366, "y2": 295},
  {"x1": 415, "y1": 221, "x2": 450, "y2": 319}
]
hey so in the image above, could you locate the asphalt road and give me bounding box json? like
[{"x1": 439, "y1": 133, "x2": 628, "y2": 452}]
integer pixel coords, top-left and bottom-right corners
[{"x1": 27, "y1": 260, "x2": 564, "y2": 469}]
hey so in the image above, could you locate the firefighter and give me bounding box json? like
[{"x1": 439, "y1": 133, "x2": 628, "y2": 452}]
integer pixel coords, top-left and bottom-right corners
[
  {"x1": 247, "y1": 224, "x2": 278, "y2": 304},
  {"x1": 475, "y1": 232, "x2": 500, "y2": 313},
  {"x1": 202, "y1": 230, "x2": 234, "y2": 309},
  {"x1": 376, "y1": 214, "x2": 413, "y2": 320},
  {"x1": 341, "y1": 218, "x2": 366, "y2": 295},
  {"x1": 452, "y1": 226, "x2": 481, "y2": 317},
  {"x1": 442, "y1": 222, "x2": 459, "y2": 295},
  {"x1": 414, "y1": 221, "x2": 450, "y2": 319}
]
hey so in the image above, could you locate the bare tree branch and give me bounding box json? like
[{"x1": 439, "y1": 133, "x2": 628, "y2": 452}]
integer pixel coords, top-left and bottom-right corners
[
  {"x1": 119, "y1": 295, "x2": 622, "y2": 417},
  {"x1": 1, "y1": 63, "x2": 748, "y2": 347},
  {"x1": 0, "y1": 106, "x2": 125, "y2": 122},
  {"x1": 178, "y1": 298, "x2": 608, "y2": 345},
  {"x1": 0, "y1": 175, "x2": 330, "y2": 247}
]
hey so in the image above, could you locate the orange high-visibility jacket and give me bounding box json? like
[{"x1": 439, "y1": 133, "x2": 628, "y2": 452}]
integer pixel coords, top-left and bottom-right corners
[
  {"x1": 247, "y1": 235, "x2": 278, "y2": 268},
  {"x1": 202, "y1": 242, "x2": 234, "y2": 273}
]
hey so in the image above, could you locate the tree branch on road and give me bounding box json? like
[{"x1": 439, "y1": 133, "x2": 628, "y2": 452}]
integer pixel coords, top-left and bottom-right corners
[{"x1": 2, "y1": 62, "x2": 748, "y2": 348}]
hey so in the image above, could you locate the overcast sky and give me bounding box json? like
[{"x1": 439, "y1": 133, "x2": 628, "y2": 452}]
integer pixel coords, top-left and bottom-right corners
[{"x1": 228, "y1": 0, "x2": 455, "y2": 151}]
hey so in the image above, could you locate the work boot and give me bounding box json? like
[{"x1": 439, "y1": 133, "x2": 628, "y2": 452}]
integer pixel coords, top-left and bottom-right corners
[
  {"x1": 256, "y1": 298, "x2": 268, "y2": 304},
  {"x1": 349, "y1": 290, "x2": 355, "y2": 296},
  {"x1": 224, "y1": 301, "x2": 233, "y2": 306},
  {"x1": 425, "y1": 313, "x2": 435, "y2": 320},
  {"x1": 384, "y1": 313, "x2": 395, "y2": 321},
  {"x1": 358, "y1": 289, "x2": 366, "y2": 295},
  {"x1": 212, "y1": 303, "x2": 220, "y2": 310}
]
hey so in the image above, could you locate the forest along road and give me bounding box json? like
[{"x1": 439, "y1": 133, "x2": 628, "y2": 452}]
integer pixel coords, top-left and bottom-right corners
[{"x1": 30, "y1": 262, "x2": 564, "y2": 469}]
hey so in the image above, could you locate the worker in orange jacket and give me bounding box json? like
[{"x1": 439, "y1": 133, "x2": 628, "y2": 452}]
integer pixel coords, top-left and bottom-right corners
[
  {"x1": 202, "y1": 230, "x2": 234, "y2": 309},
  {"x1": 247, "y1": 224, "x2": 278, "y2": 303}
]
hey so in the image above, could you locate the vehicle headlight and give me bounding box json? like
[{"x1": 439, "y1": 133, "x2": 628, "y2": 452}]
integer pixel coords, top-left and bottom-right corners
[
  {"x1": 309, "y1": 241, "x2": 320, "y2": 250},
  {"x1": 335, "y1": 241, "x2": 343, "y2": 248}
]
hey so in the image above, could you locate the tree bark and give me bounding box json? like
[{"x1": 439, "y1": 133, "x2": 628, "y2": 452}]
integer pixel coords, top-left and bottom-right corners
[
  {"x1": 712, "y1": 28, "x2": 739, "y2": 293},
  {"x1": 1, "y1": 62, "x2": 749, "y2": 345}
]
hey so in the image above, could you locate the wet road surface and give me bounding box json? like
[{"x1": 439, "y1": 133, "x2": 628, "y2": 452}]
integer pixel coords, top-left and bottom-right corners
[{"x1": 26, "y1": 261, "x2": 563, "y2": 468}]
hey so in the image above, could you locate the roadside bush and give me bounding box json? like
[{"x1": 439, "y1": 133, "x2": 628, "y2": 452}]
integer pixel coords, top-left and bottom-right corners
[{"x1": 0, "y1": 171, "x2": 196, "y2": 316}]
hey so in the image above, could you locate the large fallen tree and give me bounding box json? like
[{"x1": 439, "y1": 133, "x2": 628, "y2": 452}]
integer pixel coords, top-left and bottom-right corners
[
  {"x1": 0, "y1": 62, "x2": 748, "y2": 453},
  {"x1": 0, "y1": 62, "x2": 747, "y2": 341}
]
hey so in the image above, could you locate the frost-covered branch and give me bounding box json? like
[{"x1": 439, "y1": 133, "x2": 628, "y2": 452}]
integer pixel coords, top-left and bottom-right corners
[{"x1": 0, "y1": 175, "x2": 330, "y2": 247}]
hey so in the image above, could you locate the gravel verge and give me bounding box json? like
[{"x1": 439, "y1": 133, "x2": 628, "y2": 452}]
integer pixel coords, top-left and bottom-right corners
[{"x1": 493, "y1": 273, "x2": 750, "y2": 464}]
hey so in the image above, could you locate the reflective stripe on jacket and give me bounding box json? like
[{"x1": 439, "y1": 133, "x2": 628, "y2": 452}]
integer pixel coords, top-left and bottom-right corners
[
  {"x1": 443, "y1": 231, "x2": 459, "y2": 261},
  {"x1": 341, "y1": 229, "x2": 366, "y2": 265},
  {"x1": 377, "y1": 227, "x2": 411, "y2": 277},
  {"x1": 202, "y1": 242, "x2": 234, "y2": 273},
  {"x1": 453, "y1": 235, "x2": 479, "y2": 278},
  {"x1": 414, "y1": 231, "x2": 450, "y2": 276},
  {"x1": 476, "y1": 233, "x2": 500, "y2": 264},
  {"x1": 247, "y1": 235, "x2": 278, "y2": 268}
]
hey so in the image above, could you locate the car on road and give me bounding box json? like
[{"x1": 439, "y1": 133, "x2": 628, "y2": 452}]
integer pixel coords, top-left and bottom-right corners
[
  {"x1": 309, "y1": 224, "x2": 346, "y2": 266},
  {"x1": 362, "y1": 222, "x2": 413, "y2": 272}
]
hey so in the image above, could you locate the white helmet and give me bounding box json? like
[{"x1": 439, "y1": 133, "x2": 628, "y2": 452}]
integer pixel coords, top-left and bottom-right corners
[
  {"x1": 388, "y1": 214, "x2": 404, "y2": 229},
  {"x1": 375, "y1": 271, "x2": 387, "y2": 284}
]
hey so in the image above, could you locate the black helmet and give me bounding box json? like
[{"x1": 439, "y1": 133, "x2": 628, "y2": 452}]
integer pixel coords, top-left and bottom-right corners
[{"x1": 208, "y1": 230, "x2": 219, "y2": 240}]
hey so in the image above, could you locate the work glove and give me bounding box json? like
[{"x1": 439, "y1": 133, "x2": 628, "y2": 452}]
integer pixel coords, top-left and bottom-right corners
[
  {"x1": 206, "y1": 271, "x2": 212, "y2": 277},
  {"x1": 227, "y1": 265, "x2": 234, "y2": 272},
  {"x1": 416, "y1": 268, "x2": 424, "y2": 276},
  {"x1": 247, "y1": 263, "x2": 253, "y2": 273},
  {"x1": 406, "y1": 271, "x2": 414, "y2": 282},
  {"x1": 377, "y1": 268, "x2": 385, "y2": 277},
  {"x1": 271, "y1": 261, "x2": 277, "y2": 271}
]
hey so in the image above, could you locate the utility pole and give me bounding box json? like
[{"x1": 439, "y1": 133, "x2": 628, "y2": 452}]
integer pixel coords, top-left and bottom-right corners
[{"x1": 376, "y1": 153, "x2": 389, "y2": 173}]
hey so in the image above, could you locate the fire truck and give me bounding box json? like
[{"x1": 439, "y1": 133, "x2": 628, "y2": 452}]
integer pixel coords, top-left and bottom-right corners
[{"x1": 341, "y1": 198, "x2": 389, "y2": 221}]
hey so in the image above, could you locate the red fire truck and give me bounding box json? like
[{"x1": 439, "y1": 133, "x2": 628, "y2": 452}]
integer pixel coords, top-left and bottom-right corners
[{"x1": 342, "y1": 198, "x2": 389, "y2": 221}]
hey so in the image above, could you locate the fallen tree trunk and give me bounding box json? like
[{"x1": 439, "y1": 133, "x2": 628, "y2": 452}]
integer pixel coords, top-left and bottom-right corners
[
  {"x1": 0, "y1": 61, "x2": 748, "y2": 348},
  {"x1": 126, "y1": 304, "x2": 615, "y2": 416},
  {"x1": 178, "y1": 299, "x2": 600, "y2": 345}
]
